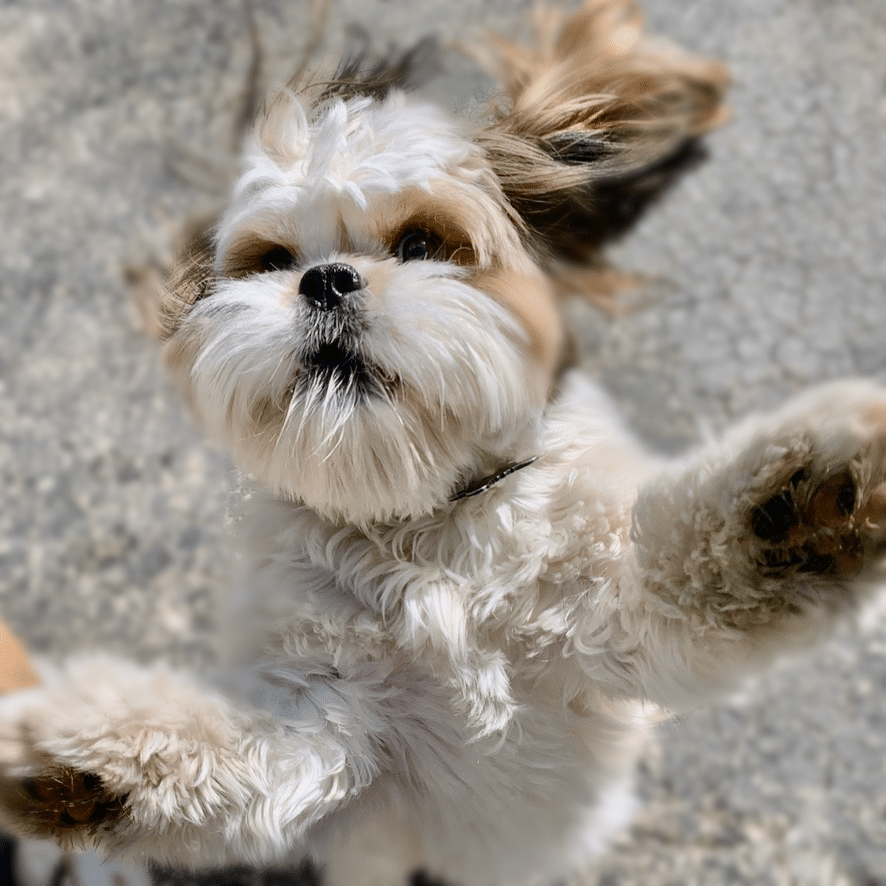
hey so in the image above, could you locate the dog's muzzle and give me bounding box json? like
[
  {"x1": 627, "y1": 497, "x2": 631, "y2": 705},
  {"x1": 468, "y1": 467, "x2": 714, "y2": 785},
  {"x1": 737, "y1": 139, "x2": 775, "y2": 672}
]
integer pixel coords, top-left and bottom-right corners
[{"x1": 295, "y1": 262, "x2": 381, "y2": 399}]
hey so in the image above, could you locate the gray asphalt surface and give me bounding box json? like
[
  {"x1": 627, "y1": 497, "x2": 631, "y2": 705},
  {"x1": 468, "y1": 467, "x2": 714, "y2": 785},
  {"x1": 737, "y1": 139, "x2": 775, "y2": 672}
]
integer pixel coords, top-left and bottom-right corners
[{"x1": 1, "y1": 1, "x2": 885, "y2": 884}]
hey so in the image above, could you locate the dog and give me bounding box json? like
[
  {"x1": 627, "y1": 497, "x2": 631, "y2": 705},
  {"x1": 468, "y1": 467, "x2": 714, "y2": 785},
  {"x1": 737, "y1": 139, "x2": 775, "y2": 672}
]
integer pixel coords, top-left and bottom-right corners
[{"x1": 2, "y1": 2, "x2": 886, "y2": 884}]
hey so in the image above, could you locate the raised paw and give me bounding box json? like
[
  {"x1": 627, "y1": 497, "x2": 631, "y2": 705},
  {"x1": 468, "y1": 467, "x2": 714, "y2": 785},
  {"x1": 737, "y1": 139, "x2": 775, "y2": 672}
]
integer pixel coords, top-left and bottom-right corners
[
  {"x1": 629, "y1": 382, "x2": 886, "y2": 694},
  {"x1": 749, "y1": 423, "x2": 886, "y2": 580},
  {"x1": 0, "y1": 657, "x2": 250, "y2": 858},
  {"x1": 0, "y1": 765, "x2": 126, "y2": 841}
]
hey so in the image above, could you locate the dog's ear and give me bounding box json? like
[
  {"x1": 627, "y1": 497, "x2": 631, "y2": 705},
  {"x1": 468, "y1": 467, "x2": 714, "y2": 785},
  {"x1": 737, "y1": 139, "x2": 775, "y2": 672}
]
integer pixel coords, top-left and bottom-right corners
[
  {"x1": 477, "y1": 0, "x2": 729, "y2": 262},
  {"x1": 128, "y1": 216, "x2": 216, "y2": 342}
]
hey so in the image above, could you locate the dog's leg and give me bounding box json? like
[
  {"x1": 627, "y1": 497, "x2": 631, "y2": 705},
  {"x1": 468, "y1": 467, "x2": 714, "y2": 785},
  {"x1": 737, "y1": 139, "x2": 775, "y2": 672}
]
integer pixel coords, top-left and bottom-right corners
[
  {"x1": 575, "y1": 380, "x2": 886, "y2": 709},
  {"x1": 0, "y1": 655, "x2": 390, "y2": 868}
]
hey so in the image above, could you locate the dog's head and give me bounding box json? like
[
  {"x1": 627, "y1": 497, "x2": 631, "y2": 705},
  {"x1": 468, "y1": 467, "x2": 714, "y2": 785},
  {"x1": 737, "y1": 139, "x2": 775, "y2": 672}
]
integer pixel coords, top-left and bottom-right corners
[
  {"x1": 167, "y1": 90, "x2": 561, "y2": 524},
  {"x1": 156, "y1": 3, "x2": 727, "y2": 525}
]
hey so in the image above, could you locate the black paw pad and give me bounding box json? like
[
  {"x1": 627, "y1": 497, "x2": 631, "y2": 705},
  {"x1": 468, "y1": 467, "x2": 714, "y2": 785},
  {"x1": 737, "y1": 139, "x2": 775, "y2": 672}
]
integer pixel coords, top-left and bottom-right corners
[
  {"x1": 751, "y1": 490, "x2": 797, "y2": 541},
  {"x1": 836, "y1": 478, "x2": 857, "y2": 516}
]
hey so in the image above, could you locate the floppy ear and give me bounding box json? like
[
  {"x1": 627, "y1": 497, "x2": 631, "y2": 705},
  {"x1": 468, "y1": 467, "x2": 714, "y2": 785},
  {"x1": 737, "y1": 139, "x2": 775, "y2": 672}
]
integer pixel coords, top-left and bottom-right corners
[
  {"x1": 477, "y1": 0, "x2": 729, "y2": 262},
  {"x1": 127, "y1": 216, "x2": 217, "y2": 342}
]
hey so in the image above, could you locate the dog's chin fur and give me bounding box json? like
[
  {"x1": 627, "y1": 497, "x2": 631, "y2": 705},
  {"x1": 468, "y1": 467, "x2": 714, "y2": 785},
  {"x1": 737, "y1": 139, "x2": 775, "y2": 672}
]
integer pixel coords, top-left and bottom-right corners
[{"x1": 165, "y1": 93, "x2": 561, "y2": 523}]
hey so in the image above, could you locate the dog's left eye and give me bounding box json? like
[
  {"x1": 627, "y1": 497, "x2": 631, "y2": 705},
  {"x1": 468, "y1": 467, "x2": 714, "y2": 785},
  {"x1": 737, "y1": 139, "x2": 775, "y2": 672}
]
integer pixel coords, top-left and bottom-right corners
[{"x1": 396, "y1": 230, "x2": 440, "y2": 262}]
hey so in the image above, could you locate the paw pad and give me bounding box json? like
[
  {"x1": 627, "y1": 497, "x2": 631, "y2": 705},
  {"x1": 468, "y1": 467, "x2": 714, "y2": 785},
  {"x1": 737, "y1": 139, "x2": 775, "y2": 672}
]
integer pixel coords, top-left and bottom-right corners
[
  {"x1": 750, "y1": 487, "x2": 799, "y2": 541},
  {"x1": 750, "y1": 468, "x2": 885, "y2": 578},
  {"x1": 1, "y1": 766, "x2": 126, "y2": 838}
]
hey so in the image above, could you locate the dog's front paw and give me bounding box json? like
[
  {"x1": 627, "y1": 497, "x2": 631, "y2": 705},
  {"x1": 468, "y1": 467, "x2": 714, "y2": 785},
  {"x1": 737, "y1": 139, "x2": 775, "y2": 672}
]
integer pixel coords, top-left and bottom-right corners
[
  {"x1": 0, "y1": 657, "x2": 250, "y2": 855},
  {"x1": 0, "y1": 688, "x2": 129, "y2": 846},
  {"x1": 625, "y1": 383, "x2": 886, "y2": 703},
  {"x1": 744, "y1": 382, "x2": 886, "y2": 584},
  {"x1": 0, "y1": 764, "x2": 127, "y2": 843}
]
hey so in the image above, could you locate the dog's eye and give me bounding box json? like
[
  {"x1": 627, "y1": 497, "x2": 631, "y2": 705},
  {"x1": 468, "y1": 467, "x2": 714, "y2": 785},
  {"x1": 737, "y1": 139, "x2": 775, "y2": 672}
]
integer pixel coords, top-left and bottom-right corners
[
  {"x1": 396, "y1": 230, "x2": 440, "y2": 262},
  {"x1": 258, "y1": 246, "x2": 296, "y2": 273}
]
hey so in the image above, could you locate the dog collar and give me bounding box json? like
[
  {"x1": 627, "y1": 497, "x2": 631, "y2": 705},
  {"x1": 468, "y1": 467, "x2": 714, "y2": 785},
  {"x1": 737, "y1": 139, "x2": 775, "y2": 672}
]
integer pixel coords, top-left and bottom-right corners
[{"x1": 449, "y1": 456, "x2": 539, "y2": 502}]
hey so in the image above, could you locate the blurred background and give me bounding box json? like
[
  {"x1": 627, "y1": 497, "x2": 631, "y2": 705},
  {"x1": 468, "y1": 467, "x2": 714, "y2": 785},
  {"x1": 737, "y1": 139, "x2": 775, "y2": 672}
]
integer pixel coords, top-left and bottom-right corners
[{"x1": 1, "y1": 0, "x2": 885, "y2": 883}]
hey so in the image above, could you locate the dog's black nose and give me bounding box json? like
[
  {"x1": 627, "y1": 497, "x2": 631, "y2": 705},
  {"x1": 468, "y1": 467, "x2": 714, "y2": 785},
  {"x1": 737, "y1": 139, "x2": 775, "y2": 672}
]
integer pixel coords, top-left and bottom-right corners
[{"x1": 298, "y1": 263, "x2": 364, "y2": 310}]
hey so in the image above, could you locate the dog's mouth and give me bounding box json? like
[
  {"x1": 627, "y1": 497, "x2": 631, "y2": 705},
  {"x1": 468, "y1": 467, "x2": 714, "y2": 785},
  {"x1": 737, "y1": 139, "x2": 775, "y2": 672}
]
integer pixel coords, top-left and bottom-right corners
[
  {"x1": 293, "y1": 304, "x2": 369, "y2": 394},
  {"x1": 292, "y1": 298, "x2": 405, "y2": 403},
  {"x1": 303, "y1": 342, "x2": 375, "y2": 393},
  {"x1": 295, "y1": 331, "x2": 390, "y2": 402}
]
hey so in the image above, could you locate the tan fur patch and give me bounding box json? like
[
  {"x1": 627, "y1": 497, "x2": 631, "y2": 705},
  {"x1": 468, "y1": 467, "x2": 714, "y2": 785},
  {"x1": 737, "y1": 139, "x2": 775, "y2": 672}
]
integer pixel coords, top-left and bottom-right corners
[
  {"x1": 377, "y1": 180, "x2": 524, "y2": 271},
  {"x1": 221, "y1": 234, "x2": 301, "y2": 279},
  {"x1": 471, "y1": 265, "x2": 565, "y2": 379},
  {"x1": 0, "y1": 620, "x2": 38, "y2": 694},
  {"x1": 387, "y1": 209, "x2": 477, "y2": 267},
  {"x1": 484, "y1": 0, "x2": 729, "y2": 151}
]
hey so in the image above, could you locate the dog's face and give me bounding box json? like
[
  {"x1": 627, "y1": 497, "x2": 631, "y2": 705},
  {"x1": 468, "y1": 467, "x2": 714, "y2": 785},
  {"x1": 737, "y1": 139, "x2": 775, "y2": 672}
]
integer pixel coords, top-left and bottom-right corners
[
  {"x1": 158, "y1": 15, "x2": 728, "y2": 525},
  {"x1": 166, "y1": 92, "x2": 563, "y2": 524}
]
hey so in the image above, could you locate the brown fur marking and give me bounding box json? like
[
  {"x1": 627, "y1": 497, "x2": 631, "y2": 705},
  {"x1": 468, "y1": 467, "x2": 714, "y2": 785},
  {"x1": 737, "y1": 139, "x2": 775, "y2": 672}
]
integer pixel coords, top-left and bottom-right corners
[
  {"x1": 477, "y1": 0, "x2": 729, "y2": 261},
  {"x1": 0, "y1": 766, "x2": 126, "y2": 841},
  {"x1": 471, "y1": 266, "x2": 564, "y2": 379}
]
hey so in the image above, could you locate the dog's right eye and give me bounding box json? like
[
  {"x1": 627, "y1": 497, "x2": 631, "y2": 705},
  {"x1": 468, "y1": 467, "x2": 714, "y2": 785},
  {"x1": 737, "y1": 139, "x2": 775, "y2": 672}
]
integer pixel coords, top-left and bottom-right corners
[
  {"x1": 222, "y1": 239, "x2": 302, "y2": 278},
  {"x1": 258, "y1": 246, "x2": 296, "y2": 273}
]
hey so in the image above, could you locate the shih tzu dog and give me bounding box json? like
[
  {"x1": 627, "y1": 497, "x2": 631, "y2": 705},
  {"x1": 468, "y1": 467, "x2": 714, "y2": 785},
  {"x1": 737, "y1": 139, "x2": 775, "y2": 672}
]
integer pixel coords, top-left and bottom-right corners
[{"x1": 2, "y1": 2, "x2": 886, "y2": 885}]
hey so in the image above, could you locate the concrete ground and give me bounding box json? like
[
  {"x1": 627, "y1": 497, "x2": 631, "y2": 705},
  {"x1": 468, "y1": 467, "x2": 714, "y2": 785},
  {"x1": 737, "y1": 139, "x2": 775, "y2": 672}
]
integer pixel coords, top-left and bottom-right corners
[{"x1": 1, "y1": 0, "x2": 885, "y2": 884}]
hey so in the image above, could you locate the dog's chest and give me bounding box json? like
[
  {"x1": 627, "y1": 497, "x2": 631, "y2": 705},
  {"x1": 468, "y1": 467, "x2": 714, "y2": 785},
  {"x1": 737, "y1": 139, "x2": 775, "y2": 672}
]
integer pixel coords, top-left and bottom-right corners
[{"x1": 238, "y1": 459, "x2": 628, "y2": 692}]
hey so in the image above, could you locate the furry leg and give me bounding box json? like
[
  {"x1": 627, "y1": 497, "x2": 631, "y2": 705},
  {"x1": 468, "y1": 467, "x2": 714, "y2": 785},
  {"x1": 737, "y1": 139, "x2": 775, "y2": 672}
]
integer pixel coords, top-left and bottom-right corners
[
  {"x1": 0, "y1": 655, "x2": 385, "y2": 868},
  {"x1": 575, "y1": 380, "x2": 886, "y2": 709}
]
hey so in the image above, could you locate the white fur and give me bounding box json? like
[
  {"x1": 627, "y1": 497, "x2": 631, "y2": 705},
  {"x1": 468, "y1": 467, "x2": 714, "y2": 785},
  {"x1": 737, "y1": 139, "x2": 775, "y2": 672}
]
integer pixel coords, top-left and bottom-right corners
[
  {"x1": 3, "y1": 69, "x2": 886, "y2": 886},
  {"x1": 219, "y1": 95, "x2": 480, "y2": 261}
]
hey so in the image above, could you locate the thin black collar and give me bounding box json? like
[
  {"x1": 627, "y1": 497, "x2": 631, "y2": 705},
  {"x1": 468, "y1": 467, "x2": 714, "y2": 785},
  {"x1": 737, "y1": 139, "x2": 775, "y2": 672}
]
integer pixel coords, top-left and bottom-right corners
[{"x1": 448, "y1": 456, "x2": 539, "y2": 502}]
